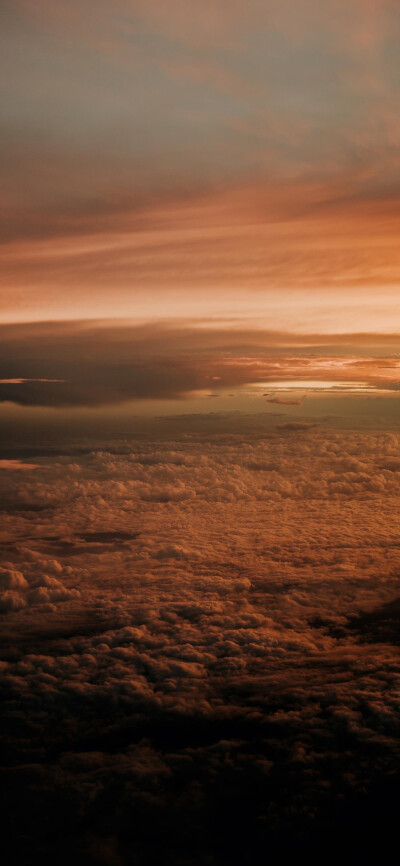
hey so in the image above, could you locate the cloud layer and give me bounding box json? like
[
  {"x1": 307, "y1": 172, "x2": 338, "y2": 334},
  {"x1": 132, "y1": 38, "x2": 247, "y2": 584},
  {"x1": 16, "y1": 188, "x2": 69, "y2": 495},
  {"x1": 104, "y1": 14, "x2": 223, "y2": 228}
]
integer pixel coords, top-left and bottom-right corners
[
  {"x1": 1, "y1": 425, "x2": 400, "y2": 862},
  {"x1": 1, "y1": 320, "x2": 400, "y2": 409}
]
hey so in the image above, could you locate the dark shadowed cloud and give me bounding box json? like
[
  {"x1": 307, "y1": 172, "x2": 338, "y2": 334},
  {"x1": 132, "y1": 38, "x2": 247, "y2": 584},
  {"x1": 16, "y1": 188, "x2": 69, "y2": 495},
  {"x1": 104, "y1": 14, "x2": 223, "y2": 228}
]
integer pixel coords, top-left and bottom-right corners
[{"x1": 0, "y1": 320, "x2": 400, "y2": 408}]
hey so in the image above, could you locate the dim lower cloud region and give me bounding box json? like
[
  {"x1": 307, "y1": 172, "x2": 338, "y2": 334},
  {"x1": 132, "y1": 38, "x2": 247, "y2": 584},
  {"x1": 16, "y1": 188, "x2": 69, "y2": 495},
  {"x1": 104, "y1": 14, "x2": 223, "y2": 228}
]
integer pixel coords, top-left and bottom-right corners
[{"x1": 1, "y1": 425, "x2": 400, "y2": 864}]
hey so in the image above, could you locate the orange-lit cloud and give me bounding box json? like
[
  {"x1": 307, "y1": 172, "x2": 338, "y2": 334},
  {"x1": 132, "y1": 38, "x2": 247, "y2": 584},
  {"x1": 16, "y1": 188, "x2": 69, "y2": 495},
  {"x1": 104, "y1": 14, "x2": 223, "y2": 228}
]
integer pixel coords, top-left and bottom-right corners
[
  {"x1": 1, "y1": 178, "x2": 400, "y2": 327},
  {"x1": 2, "y1": 424, "x2": 400, "y2": 860},
  {"x1": 0, "y1": 459, "x2": 40, "y2": 470}
]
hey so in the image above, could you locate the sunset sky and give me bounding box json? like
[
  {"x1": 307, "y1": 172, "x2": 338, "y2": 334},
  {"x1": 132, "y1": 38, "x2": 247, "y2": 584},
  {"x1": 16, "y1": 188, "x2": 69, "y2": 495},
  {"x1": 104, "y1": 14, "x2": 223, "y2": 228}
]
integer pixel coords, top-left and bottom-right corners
[
  {"x1": 2, "y1": 4, "x2": 400, "y2": 865},
  {"x1": 1, "y1": 0, "x2": 400, "y2": 428},
  {"x1": 2, "y1": 0, "x2": 400, "y2": 326}
]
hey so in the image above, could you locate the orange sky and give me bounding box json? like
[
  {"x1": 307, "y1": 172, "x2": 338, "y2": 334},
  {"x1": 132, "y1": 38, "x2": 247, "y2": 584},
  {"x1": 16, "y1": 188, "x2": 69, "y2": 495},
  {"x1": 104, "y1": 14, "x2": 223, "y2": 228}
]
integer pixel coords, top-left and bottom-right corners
[{"x1": 1, "y1": 0, "x2": 400, "y2": 333}]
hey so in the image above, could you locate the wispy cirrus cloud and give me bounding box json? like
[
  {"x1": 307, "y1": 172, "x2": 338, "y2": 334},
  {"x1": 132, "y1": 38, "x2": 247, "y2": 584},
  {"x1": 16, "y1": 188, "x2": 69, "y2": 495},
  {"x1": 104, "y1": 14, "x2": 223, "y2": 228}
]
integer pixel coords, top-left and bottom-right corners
[{"x1": 1, "y1": 2, "x2": 400, "y2": 325}]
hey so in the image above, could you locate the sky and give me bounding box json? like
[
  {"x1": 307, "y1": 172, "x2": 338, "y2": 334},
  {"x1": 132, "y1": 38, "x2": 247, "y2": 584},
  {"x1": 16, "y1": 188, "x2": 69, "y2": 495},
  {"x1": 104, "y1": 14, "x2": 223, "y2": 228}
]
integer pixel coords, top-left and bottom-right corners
[
  {"x1": 1, "y1": 0, "x2": 400, "y2": 423},
  {"x1": 2, "y1": 3, "x2": 400, "y2": 864},
  {"x1": 1, "y1": 0, "x2": 400, "y2": 328}
]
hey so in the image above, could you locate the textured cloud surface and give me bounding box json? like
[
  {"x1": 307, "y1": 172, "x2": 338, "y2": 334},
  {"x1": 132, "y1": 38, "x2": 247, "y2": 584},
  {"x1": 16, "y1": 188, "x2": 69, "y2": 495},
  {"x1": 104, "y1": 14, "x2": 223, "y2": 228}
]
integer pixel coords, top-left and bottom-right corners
[{"x1": 1, "y1": 424, "x2": 400, "y2": 863}]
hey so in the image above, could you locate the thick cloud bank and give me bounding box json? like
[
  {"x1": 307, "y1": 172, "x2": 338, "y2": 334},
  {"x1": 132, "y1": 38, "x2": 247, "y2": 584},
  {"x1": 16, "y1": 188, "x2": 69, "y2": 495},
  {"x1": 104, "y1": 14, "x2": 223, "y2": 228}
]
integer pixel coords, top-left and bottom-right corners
[{"x1": 1, "y1": 426, "x2": 400, "y2": 864}]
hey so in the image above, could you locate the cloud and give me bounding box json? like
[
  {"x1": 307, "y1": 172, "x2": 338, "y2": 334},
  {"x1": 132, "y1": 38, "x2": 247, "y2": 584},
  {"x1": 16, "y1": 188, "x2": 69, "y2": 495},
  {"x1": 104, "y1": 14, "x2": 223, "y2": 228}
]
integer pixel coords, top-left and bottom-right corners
[
  {"x1": 0, "y1": 561, "x2": 80, "y2": 614},
  {"x1": 276, "y1": 421, "x2": 320, "y2": 431},
  {"x1": 0, "y1": 378, "x2": 65, "y2": 384},
  {"x1": 2, "y1": 177, "x2": 400, "y2": 327},
  {"x1": 0, "y1": 569, "x2": 28, "y2": 590},
  {"x1": 266, "y1": 397, "x2": 303, "y2": 406},
  {"x1": 0, "y1": 319, "x2": 400, "y2": 409},
  {"x1": 0, "y1": 460, "x2": 40, "y2": 470},
  {"x1": 2, "y1": 425, "x2": 400, "y2": 860}
]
